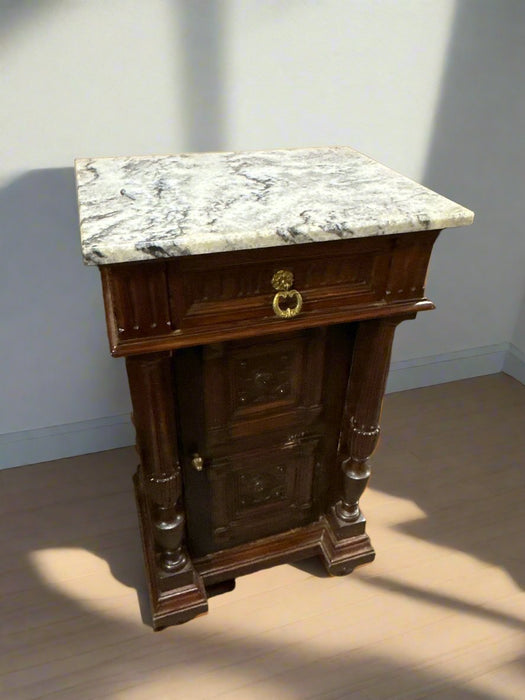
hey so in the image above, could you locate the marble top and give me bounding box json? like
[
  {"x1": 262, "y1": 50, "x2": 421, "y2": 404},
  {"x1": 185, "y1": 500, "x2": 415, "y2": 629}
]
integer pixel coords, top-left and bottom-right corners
[{"x1": 75, "y1": 146, "x2": 474, "y2": 265}]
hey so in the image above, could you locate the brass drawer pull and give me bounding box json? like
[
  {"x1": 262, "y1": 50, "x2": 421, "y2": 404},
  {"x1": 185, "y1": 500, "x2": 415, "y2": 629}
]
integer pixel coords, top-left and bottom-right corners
[{"x1": 271, "y1": 270, "x2": 303, "y2": 319}]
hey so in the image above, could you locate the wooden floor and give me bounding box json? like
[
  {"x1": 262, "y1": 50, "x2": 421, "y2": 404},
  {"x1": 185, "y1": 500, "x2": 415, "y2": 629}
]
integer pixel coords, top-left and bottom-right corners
[{"x1": 1, "y1": 374, "x2": 524, "y2": 700}]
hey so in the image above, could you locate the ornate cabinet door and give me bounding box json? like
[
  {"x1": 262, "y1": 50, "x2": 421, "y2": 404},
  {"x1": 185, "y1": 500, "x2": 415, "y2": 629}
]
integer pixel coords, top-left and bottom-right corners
[{"x1": 174, "y1": 325, "x2": 355, "y2": 557}]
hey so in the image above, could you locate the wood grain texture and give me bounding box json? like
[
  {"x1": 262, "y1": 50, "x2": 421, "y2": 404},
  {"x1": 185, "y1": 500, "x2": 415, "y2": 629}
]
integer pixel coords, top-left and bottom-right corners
[
  {"x1": 100, "y1": 234, "x2": 438, "y2": 357},
  {"x1": 98, "y1": 231, "x2": 443, "y2": 628},
  {"x1": 174, "y1": 326, "x2": 354, "y2": 563},
  {"x1": 330, "y1": 316, "x2": 411, "y2": 539},
  {"x1": 126, "y1": 353, "x2": 208, "y2": 625}
]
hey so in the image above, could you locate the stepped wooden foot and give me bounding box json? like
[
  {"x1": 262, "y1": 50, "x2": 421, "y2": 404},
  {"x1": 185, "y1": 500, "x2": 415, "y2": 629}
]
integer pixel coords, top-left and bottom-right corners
[
  {"x1": 320, "y1": 513, "x2": 375, "y2": 576},
  {"x1": 134, "y1": 472, "x2": 208, "y2": 629}
]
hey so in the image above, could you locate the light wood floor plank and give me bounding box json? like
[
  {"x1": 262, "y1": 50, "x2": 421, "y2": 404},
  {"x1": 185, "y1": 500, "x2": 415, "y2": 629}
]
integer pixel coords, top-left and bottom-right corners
[{"x1": 1, "y1": 374, "x2": 524, "y2": 699}]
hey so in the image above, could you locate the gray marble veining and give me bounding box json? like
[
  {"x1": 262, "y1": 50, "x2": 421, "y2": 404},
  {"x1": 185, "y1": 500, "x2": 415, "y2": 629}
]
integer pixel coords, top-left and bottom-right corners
[{"x1": 75, "y1": 146, "x2": 474, "y2": 265}]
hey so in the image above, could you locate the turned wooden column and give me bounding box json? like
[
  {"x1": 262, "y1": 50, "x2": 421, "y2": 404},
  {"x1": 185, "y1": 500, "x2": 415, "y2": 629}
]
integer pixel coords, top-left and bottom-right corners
[
  {"x1": 126, "y1": 352, "x2": 187, "y2": 572},
  {"x1": 332, "y1": 316, "x2": 413, "y2": 532},
  {"x1": 126, "y1": 352, "x2": 208, "y2": 628}
]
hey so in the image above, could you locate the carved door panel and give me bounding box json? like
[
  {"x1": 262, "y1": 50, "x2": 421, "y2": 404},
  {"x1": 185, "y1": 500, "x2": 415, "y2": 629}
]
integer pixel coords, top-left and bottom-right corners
[
  {"x1": 202, "y1": 330, "x2": 325, "y2": 442},
  {"x1": 174, "y1": 325, "x2": 355, "y2": 556},
  {"x1": 206, "y1": 437, "x2": 320, "y2": 550}
]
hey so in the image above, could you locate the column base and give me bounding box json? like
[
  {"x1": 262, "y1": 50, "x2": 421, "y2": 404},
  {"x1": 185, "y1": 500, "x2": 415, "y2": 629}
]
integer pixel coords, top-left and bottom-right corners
[
  {"x1": 327, "y1": 502, "x2": 367, "y2": 538},
  {"x1": 134, "y1": 473, "x2": 208, "y2": 630},
  {"x1": 135, "y1": 469, "x2": 374, "y2": 627},
  {"x1": 320, "y1": 512, "x2": 375, "y2": 575}
]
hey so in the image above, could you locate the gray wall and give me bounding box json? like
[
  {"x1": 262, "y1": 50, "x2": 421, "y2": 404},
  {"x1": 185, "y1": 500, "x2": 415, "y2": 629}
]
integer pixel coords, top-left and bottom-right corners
[{"x1": 1, "y1": 1, "x2": 524, "y2": 466}]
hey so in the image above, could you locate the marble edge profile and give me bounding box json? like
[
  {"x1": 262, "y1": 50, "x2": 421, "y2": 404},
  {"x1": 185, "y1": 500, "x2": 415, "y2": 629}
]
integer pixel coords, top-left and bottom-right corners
[{"x1": 81, "y1": 210, "x2": 474, "y2": 266}]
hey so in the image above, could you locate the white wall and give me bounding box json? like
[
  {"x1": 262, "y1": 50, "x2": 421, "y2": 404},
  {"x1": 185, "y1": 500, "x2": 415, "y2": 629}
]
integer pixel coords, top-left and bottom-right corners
[
  {"x1": 512, "y1": 299, "x2": 525, "y2": 352},
  {"x1": 1, "y1": 0, "x2": 524, "y2": 467},
  {"x1": 223, "y1": 0, "x2": 455, "y2": 175},
  {"x1": 220, "y1": 0, "x2": 525, "y2": 364},
  {"x1": 1, "y1": 0, "x2": 184, "y2": 438},
  {"x1": 392, "y1": 0, "x2": 525, "y2": 362}
]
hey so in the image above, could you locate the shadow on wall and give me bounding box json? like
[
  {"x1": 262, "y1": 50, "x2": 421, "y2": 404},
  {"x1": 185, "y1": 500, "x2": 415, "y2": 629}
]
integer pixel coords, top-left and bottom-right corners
[
  {"x1": 0, "y1": 168, "x2": 130, "y2": 435},
  {"x1": 369, "y1": 1, "x2": 525, "y2": 589},
  {"x1": 419, "y1": 0, "x2": 525, "y2": 346},
  {"x1": 1, "y1": 0, "x2": 228, "y2": 153},
  {"x1": 0, "y1": 1, "x2": 229, "y2": 443},
  {"x1": 178, "y1": 0, "x2": 227, "y2": 152},
  {"x1": 0, "y1": 0, "x2": 60, "y2": 44}
]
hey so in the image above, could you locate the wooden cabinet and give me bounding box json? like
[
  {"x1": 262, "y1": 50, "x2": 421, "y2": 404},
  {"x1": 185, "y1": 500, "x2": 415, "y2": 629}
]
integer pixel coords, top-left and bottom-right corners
[
  {"x1": 99, "y1": 234, "x2": 435, "y2": 356},
  {"x1": 76, "y1": 145, "x2": 473, "y2": 629},
  {"x1": 101, "y1": 234, "x2": 437, "y2": 628}
]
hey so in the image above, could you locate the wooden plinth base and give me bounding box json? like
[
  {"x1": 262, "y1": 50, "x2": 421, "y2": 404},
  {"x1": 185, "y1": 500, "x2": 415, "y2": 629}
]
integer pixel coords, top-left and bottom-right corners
[{"x1": 135, "y1": 473, "x2": 374, "y2": 628}]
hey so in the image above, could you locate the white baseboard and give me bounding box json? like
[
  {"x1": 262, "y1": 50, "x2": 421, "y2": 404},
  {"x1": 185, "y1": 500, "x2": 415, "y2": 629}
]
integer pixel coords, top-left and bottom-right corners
[
  {"x1": 1, "y1": 344, "x2": 524, "y2": 470},
  {"x1": 386, "y1": 343, "x2": 509, "y2": 393},
  {"x1": 503, "y1": 343, "x2": 525, "y2": 385},
  {"x1": 0, "y1": 414, "x2": 134, "y2": 470}
]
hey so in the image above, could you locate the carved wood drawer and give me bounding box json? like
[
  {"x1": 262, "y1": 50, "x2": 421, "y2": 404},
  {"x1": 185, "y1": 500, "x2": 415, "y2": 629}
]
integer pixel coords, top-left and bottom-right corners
[
  {"x1": 169, "y1": 238, "x2": 391, "y2": 332},
  {"x1": 100, "y1": 232, "x2": 438, "y2": 356}
]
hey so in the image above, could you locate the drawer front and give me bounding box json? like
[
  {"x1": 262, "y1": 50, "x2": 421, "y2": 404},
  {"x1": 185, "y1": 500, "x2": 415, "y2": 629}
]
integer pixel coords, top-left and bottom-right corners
[
  {"x1": 100, "y1": 233, "x2": 439, "y2": 355},
  {"x1": 169, "y1": 239, "x2": 392, "y2": 334}
]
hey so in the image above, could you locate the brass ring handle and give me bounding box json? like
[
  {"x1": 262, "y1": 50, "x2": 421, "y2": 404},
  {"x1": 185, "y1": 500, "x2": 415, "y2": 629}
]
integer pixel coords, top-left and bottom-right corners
[
  {"x1": 272, "y1": 289, "x2": 303, "y2": 318},
  {"x1": 271, "y1": 270, "x2": 303, "y2": 319}
]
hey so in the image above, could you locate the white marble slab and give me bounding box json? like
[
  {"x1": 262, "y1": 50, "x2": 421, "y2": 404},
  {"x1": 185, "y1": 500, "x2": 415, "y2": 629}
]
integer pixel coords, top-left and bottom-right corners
[{"x1": 75, "y1": 146, "x2": 474, "y2": 265}]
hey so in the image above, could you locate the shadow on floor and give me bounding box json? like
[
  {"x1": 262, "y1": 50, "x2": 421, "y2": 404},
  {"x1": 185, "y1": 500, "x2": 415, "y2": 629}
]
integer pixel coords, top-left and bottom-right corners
[
  {"x1": 2, "y1": 420, "x2": 523, "y2": 697},
  {"x1": 2, "y1": 447, "x2": 511, "y2": 699},
  {"x1": 372, "y1": 374, "x2": 525, "y2": 591}
]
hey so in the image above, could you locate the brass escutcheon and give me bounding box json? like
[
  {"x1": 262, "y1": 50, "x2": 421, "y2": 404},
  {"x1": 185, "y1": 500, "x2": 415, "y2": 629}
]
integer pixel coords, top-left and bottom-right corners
[{"x1": 271, "y1": 270, "x2": 303, "y2": 319}]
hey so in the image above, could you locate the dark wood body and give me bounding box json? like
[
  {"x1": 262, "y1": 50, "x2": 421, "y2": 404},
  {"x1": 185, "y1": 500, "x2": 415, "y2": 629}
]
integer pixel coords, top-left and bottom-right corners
[{"x1": 100, "y1": 232, "x2": 439, "y2": 628}]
